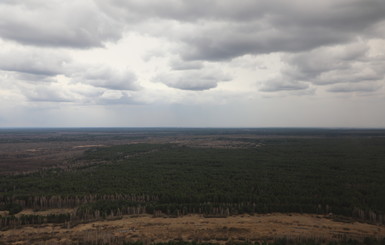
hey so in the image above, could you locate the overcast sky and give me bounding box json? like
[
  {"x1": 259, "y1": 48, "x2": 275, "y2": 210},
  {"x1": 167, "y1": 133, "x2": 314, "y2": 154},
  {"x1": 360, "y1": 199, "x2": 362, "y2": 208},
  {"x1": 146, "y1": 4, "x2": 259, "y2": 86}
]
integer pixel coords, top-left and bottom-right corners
[{"x1": 0, "y1": 0, "x2": 385, "y2": 128}]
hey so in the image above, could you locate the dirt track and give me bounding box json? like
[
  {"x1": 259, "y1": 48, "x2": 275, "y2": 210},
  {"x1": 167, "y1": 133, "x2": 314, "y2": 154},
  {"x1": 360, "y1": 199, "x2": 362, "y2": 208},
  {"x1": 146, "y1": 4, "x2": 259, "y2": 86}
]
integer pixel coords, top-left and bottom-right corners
[{"x1": 2, "y1": 213, "x2": 385, "y2": 244}]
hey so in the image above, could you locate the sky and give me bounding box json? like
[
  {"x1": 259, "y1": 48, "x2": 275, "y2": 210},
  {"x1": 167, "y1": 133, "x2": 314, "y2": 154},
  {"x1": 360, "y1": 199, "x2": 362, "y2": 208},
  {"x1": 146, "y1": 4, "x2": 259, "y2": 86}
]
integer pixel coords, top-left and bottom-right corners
[{"x1": 0, "y1": 0, "x2": 385, "y2": 128}]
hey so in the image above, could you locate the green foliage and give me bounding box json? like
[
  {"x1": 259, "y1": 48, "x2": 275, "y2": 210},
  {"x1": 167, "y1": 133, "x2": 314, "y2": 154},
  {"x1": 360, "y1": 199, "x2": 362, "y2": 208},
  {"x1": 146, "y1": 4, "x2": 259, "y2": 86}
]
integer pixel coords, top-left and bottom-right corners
[
  {"x1": 1, "y1": 138, "x2": 385, "y2": 221},
  {"x1": 76, "y1": 200, "x2": 140, "y2": 218}
]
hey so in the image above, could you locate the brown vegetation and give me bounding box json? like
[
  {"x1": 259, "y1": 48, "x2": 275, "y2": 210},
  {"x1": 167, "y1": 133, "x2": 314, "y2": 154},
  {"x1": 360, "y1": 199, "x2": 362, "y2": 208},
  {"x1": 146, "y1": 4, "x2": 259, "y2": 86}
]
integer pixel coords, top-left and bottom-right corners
[
  {"x1": 0, "y1": 130, "x2": 258, "y2": 174},
  {"x1": 1, "y1": 213, "x2": 385, "y2": 245}
]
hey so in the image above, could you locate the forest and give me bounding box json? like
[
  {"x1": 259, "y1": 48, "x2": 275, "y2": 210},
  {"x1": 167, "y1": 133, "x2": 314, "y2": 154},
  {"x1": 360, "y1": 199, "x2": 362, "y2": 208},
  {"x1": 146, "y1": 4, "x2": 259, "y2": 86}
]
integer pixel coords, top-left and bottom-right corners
[{"x1": 1, "y1": 128, "x2": 385, "y2": 244}]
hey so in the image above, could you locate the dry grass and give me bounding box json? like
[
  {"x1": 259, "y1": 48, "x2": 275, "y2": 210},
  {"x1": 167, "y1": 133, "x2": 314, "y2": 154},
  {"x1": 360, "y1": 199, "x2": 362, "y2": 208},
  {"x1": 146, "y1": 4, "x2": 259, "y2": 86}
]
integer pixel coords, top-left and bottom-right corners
[{"x1": 2, "y1": 213, "x2": 385, "y2": 244}]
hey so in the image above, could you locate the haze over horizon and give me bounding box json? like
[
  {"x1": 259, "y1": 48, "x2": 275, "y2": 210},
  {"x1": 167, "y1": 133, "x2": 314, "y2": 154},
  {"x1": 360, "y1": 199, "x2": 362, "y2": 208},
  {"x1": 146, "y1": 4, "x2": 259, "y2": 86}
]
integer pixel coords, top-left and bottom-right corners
[{"x1": 1, "y1": 0, "x2": 385, "y2": 128}]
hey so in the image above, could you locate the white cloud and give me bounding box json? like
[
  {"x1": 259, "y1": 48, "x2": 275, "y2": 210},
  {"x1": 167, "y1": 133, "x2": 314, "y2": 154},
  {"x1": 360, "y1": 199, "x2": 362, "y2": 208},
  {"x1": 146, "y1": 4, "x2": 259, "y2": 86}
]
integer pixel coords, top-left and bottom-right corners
[
  {"x1": 71, "y1": 66, "x2": 139, "y2": 91},
  {"x1": 0, "y1": 44, "x2": 70, "y2": 77},
  {"x1": 154, "y1": 68, "x2": 232, "y2": 91},
  {"x1": 22, "y1": 85, "x2": 73, "y2": 102}
]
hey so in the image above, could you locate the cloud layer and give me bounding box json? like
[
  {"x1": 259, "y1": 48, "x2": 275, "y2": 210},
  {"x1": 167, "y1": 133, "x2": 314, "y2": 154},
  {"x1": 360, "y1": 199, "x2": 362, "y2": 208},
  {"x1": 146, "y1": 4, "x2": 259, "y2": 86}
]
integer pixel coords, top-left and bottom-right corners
[
  {"x1": 0, "y1": 0, "x2": 385, "y2": 127},
  {"x1": 97, "y1": 0, "x2": 385, "y2": 60},
  {"x1": 260, "y1": 41, "x2": 385, "y2": 93},
  {"x1": 0, "y1": 0, "x2": 121, "y2": 48}
]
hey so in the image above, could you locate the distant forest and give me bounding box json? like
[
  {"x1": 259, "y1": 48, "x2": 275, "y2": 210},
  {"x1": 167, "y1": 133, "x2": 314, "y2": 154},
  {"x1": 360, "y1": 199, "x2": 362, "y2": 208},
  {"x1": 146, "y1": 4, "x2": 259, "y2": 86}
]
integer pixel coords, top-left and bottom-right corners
[{"x1": 1, "y1": 128, "x2": 385, "y2": 228}]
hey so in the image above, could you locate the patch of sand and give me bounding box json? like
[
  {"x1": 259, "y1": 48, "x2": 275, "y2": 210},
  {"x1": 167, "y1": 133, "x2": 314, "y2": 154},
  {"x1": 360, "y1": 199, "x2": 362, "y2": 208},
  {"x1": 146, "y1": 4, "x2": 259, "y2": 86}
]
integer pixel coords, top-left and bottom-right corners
[{"x1": 2, "y1": 213, "x2": 385, "y2": 244}]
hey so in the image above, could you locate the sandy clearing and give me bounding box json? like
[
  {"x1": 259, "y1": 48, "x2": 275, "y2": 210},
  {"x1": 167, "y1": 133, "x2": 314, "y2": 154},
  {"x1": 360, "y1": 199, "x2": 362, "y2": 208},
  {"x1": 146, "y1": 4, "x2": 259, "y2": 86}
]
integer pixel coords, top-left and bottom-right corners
[{"x1": 1, "y1": 213, "x2": 385, "y2": 244}]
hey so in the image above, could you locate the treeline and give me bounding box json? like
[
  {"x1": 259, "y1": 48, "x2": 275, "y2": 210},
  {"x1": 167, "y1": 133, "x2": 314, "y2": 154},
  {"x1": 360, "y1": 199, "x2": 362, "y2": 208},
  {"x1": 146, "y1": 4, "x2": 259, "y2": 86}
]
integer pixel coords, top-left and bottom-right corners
[
  {"x1": 0, "y1": 194, "x2": 158, "y2": 210},
  {"x1": 1, "y1": 200, "x2": 383, "y2": 230},
  {"x1": 0, "y1": 213, "x2": 70, "y2": 228},
  {"x1": 76, "y1": 201, "x2": 385, "y2": 222}
]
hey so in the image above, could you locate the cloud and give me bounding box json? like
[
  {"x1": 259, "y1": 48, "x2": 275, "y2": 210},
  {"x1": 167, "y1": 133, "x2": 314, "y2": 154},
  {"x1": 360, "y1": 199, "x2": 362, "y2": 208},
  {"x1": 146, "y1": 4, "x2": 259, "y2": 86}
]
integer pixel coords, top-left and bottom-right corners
[
  {"x1": 260, "y1": 78, "x2": 309, "y2": 92},
  {"x1": 2, "y1": 0, "x2": 385, "y2": 128},
  {"x1": 282, "y1": 42, "x2": 371, "y2": 83},
  {"x1": 261, "y1": 41, "x2": 385, "y2": 93},
  {"x1": 154, "y1": 69, "x2": 231, "y2": 91},
  {"x1": 71, "y1": 66, "x2": 139, "y2": 91},
  {"x1": 2, "y1": 0, "x2": 385, "y2": 61},
  {"x1": 0, "y1": 41, "x2": 142, "y2": 95},
  {"x1": 169, "y1": 58, "x2": 204, "y2": 70},
  {"x1": 292, "y1": 42, "x2": 385, "y2": 87},
  {"x1": 95, "y1": 0, "x2": 280, "y2": 27},
  {"x1": 97, "y1": 90, "x2": 139, "y2": 105},
  {"x1": 327, "y1": 83, "x2": 383, "y2": 93},
  {"x1": 14, "y1": 76, "x2": 142, "y2": 104},
  {"x1": 97, "y1": 0, "x2": 385, "y2": 61},
  {"x1": 0, "y1": 0, "x2": 121, "y2": 48},
  {"x1": 0, "y1": 48, "x2": 70, "y2": 77},
  {"x1": 177, "y1": 20, "x2": 350, "y2": 61},
  {"x1": 98, "y1": 0, "x2": 385, "y2": 23},
  {"x1": 21, "y1": 83, "x2": 74, "y2": 102},
  {"x1": 0, "y1": 47, "x2": 140, "y2": 94}
]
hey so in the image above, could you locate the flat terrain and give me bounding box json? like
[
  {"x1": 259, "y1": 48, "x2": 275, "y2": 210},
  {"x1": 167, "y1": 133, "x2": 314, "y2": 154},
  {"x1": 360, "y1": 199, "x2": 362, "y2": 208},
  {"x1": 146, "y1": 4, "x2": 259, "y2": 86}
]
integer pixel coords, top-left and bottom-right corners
[
  {"x1": 2, "y1": 128, "x2": 383, "y2": 174},
  {"x1": 1, "y1": 128, "x2": 385, "y2": 244},
  {"x1": 0, "y1": 128, "x2": 257, "y2": 174},
  {"x1": 2, "y1": 213, "x2": 385, "y2": 245}
]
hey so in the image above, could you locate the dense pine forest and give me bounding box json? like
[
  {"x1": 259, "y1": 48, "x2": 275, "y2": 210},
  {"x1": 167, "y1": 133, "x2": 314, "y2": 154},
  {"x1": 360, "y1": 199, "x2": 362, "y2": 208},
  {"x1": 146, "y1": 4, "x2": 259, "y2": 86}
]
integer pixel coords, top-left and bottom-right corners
[{"x1": 1, "y1": 128, "x2": 385, "y2": 231}]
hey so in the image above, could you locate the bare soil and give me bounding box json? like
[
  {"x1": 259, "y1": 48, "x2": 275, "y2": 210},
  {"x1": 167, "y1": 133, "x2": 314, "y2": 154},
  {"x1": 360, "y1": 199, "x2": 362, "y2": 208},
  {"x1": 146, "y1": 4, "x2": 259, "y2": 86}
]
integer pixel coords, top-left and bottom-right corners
[{"x1": 1, "y1": 213, "x2": 385, "y2": 244}]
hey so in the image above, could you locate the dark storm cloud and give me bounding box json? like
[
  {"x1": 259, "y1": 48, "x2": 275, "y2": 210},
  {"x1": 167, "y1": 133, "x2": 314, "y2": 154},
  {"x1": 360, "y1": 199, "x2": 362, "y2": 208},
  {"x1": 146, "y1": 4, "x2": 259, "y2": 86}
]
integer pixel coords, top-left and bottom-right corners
[
  {"x1": 1, "y1": 0, "x2": 384, "y2": 99},
  {"x1": 95, "y1": 0, "x2": 266, "y2": 22},
  {"x1": 99, "y1": 0, "x2": 385, "y2": 24},
  {"x1": 154, "y1": 69, "x2": 231, "y2": 91},
  {"x1": 0, "y1": 0, "x2": 121, "y2": 48},
  {"x1": 178, "y1": 21, "x2": 352, "y2": 61},
  {"x1": 181, "y1": 1, "x2": 385, "y2": 61},
  {"x1": 268, "y1": 42, "x2": 385, "y2": 93},
  {"x1": 282, "y1": 43, "x2": 372, "y2": 83},
  {"x1": 98, "y1": 0, "x2": 385, "y2": 61},
  {"x1": 2, "y1": 0, "x2": 384, "y2": 58}
]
